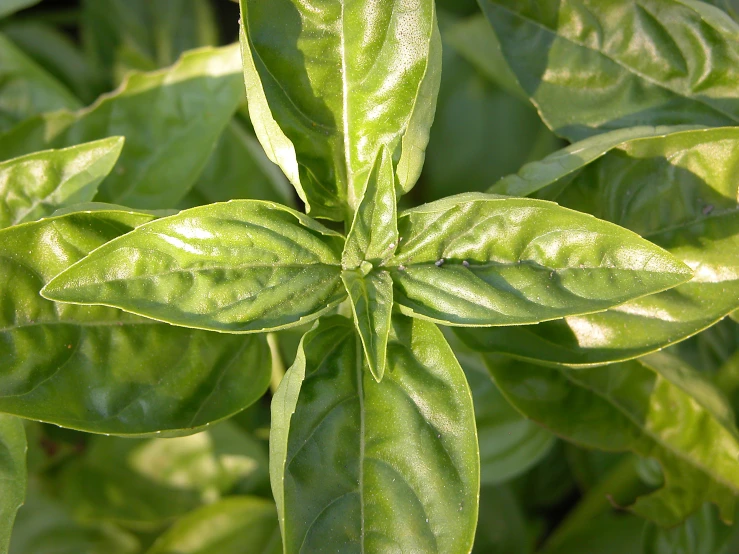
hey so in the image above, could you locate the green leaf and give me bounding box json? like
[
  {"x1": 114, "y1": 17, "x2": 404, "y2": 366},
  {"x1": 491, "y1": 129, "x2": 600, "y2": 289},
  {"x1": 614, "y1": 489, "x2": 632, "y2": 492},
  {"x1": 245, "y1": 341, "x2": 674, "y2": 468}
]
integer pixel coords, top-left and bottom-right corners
[
  {"x1": 473, "y1": 486, "x2": 533, "y2": 554},
  {"x1": 459, "y1": 352, "x2": 554, "y2": 485},
  {"x1": 641, "y1": 503, "x2": 736, "y2": 554},
  {"x1": 146, "y1": 497, "x2": 281, "y2": 554},
  {"x1": 465, "y1": 127, "x2": 739, "y2": 367},
  {"x1": 0, "y1": 33, "x2": 81, "y2": 133},
  {"x1": 388, "y1": 193, "x2": 692, "y2": 326},
  {"x1": 0, "y1": 44, "x2": 244, "y2": 209},
  {"x1": 542, "y1": 512, "x2": 646, "y2": 554},
  {"x1": 0, "y1": 0, "x2": 39, "y2": 19},
  {"x1": 487, "y1": 351, "x2": 739, "y2": 526},
  {"x1": 10, "y1": 480, "x2": 140, "y2": 554},
  {"x1": 343, "y1": 146, "x2": 398, "y2": 269},
  {"x1": 479, "y1": 0, "x2": 739, "y2": 140},
  {"x1": 81, "y1": 0, "x2": 219, "y2": 87},
  {"x1": 0, "y1": 209, "x2": 271, "y2": 435},
  {"x1": 341, "y1": 270, "x2": 393, "y2": 383},
  {"x1": 58, "y1": 422, "x2": 267, "y2": 528},
  {"x1": 1, "y1": 21, "x2": 101, "y2": 104},
  {"x1": 270, "y1": 315, "x2": 479, "y2": 553},
  {"x1": 0, "y1": 137, "x2": 123, "y2": 229},
  {"x1": 238, "y1": 0, "x2": 441, "y2": 220},
  {"x1": 43, "y1": 201, "x2": 347, "y2": 334},
  {"x1": 0, "y1": 415, "x2": 25, "y2": 554},
  {"x1": 183, "y1": 118, "x2": 294, "y2": 208}
]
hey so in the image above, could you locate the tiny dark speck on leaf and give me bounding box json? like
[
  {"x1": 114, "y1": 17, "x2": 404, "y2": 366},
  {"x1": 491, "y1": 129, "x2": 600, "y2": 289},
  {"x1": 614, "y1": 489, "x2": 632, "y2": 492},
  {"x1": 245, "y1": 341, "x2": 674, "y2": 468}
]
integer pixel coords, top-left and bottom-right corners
[
  {"x1": 462, "y1": 260, "x2": 470, "y2": 267},
  {"x1": 703, "y1": 204, "x2": 714, "y2": 215},
  {"x1": 398, "y1": 264, "x2": 406, "y2": 271},
  {"x1": 435, "y1": 258, "x2": 445, "y2": 267}
]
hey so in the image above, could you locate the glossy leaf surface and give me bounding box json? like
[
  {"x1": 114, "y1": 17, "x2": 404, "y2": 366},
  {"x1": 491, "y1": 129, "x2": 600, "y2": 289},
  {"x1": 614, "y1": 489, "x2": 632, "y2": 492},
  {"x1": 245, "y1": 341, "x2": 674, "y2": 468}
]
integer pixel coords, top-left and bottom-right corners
[
  {"x1": 271, "y1": 316, "x2": 479, "y2": 553},
  {"x1": 0, "y1": 415, "x2": 25, "y2": 554},
  {"x1": 341, "y1": 270, "x2": 393, "y2": 383},
  {"x1": 58, "y1": 422, "x2": 267, "y2": 527},
  {"x1": 465, "y1": 127, "x2": 739, "y2": 366},
  {"x1": 480, "y1": 0, "x2": 739, "y2": 140},
  {"x1": 0, "y1": 33, "x2": 80, "y2": 133},
  {"x1": 147, "y1": 497, "x2": 281, "y2": 554},
  {"x1": 44, "y1": 201, "x2": 346, "y2": 333},
  {"x1": 0, "y1": 209, "x2": 271, "y2": 435},
  {"x1": 488, "y1": 352, "x2": 739, "y2": 526},
  {"x1": 389, "y1": 193, "x2": 691, "y2": 326},
  {"x1": 460, "y1": 352, "x2": 554, "y2": 485},
  {"x1": 0, "y1": 137, "x2": 123, "y2": 229},
  {"x1": 238, "y1": 0, "x2": 441, "y2": 219},
  {"x1": 0, "y1": 44, "x2": 244, "y2": 209}
]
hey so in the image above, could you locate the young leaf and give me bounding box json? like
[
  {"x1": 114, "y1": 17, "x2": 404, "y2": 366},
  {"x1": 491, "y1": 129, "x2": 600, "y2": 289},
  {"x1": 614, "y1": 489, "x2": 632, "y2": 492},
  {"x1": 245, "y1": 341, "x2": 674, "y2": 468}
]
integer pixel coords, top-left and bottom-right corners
[
  {"x1": 43, "y1": 201, "x2": 347, "y2": 334},
  {"x1": 487, "y1": 352, "x2": 739, "y2": 526},
  {"x1": 341, "y1": 270, "x2": 393, "y2": 383},
  {"x1": 0, "y1": 137, "x2": 123, "y2": 228},
  {"x1": 465, "y1": 127, "x2": 739, "y2": 367},
  {"x1": 388, "y1": 193, "x2": 692, "y2": 326},
  {"x1": 0, "y1": 414, "x2": 25, "y2": 554},
  {"x1": 343, "y1": 146, "x2": 398, "y2": 269},
  {"x1": 238, "y1": 0, "x2": 441, "y2": 219},
  {"x1": 0, "y1": 209, "x2": 271, "y2": 435},
  {"x1": 270, "y1": 315, "x2": 479, "y2": 553},
  {"x1": 146, "y1": 497, "x2": 281, "y2": 554},
  {"x1": 0, "y1": 33, "x2": 81, "y2": 133},
  {"x1": 478, "y1": 0, "x2": 739, "y2": 140},
  {"x1": 0, "y1": 44, "x2": 244, "y2": 209}
]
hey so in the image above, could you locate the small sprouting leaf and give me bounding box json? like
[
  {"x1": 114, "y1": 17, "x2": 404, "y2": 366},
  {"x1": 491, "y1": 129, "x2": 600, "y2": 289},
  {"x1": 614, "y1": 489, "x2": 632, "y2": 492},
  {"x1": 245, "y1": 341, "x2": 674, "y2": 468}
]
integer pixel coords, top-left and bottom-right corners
[
  {"x1": 488, "y1": 351, "x2": 739, "y2": 526},
  {"x1": 388, "y1": 193, "x2": 692, "y2": 326},
  {"x1": 478, "y1": 0, "x2": 739, "y2": 140},
  {"x1": 238, "y1": 0, "x2": 441, "y2": 219},
  {"x1": 0, "y1": 44, "x2": 244, "y2": 209},
  {"x1": 270, "y1": 315, "x2": 479, "y2": 553},
  {"x1": 0, "y1": 414, "x2": 25, "y2": 554},
  {"x1": 0, "y1": 137, "x2": 123, "y2": 228},
  {"x1": 341, "y1": 269, "x2": 393, "y2": 382},
  {"x1": 0, "y1": 208, "x2": 271, "y2": 435},
  {"x1": 43, "y1": 201, "x2": 347, "y2": 334},
  {"x1": 146, "y1": 497, "x2": 281, "y2": 554}
]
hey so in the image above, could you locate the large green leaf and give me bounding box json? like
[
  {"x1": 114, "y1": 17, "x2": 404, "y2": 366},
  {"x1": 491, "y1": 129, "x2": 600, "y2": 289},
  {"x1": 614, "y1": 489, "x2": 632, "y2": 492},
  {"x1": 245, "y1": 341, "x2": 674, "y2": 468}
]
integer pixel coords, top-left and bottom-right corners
[
  {"x1": 479, "y1": 0, "x2": 739, "y2": 140},
  {"x1": 641, "y1": 503, "x2": 736, "y2": 554},
  {"x1": 10, "y1": 480, "x2": 140, "y2": 554},
  {"x1": 0, "y1": 44, "x2": 244, "y2": 209},
  {"x1": 58, "y1": 422, "x2": 267, "y2": 528},
  {"x1": 487, "y1": 351, "x2": 739, "y2": 526},
  {"x1": 0, "y1": 209, "x2": 271, "y2": 435},
  {"x1": 464, "y1": 127, "x2": 739, "y2": 367},
  {"x1": 0, "y1": 415, "x2": 25, "y2": 554},
  {"x1": 388, "y1": 193, "x2": 691, "y2": 326},
  {"x1": 183, "y1": 118, "x2": 294, "y2": 208},
  {"x1": 473, "y1": 486, "x2": 533, "y2": 554},
  {"x1": 81, "y1": 0, "x2": 218, "y2": 87},
  {"x1": 270, "y1": 315, "x2": 479, "y2": 553},
  {"x1": 0, "y1": 137, "x2": 123, "y2": 229},
  {"x1": 146, "y1": 497, "x2": 281, "y2": 554},
  {"x1": 0, "y1": 33, "x2": 80, "y2": 133},
  {"x1": 43, "y1": 201, "x2": 347, "y2": 333},
  {"x1": 460, "y1": 352, "x2": 554, "y2": 485},
  {"x1": 0, "y1": 0, "x2": 38, "y2": 19},
  {"x1": 238, "y1": 0, "x2": 441, "y2": 220}
]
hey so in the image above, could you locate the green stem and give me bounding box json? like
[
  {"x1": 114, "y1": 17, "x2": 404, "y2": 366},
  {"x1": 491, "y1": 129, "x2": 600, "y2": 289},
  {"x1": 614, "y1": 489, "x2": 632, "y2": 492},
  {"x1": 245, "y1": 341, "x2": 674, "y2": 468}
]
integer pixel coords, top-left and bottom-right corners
[{"x1": 267, "y1": 333, "x2": 286, "y2": 394}]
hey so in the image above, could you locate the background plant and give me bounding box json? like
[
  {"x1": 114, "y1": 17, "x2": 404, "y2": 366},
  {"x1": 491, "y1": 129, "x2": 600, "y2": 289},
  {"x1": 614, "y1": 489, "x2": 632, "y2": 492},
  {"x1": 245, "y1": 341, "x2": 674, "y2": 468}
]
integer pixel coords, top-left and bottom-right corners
[{"x1": 2, "y1": 0, "x2": 739, "y2": 553}]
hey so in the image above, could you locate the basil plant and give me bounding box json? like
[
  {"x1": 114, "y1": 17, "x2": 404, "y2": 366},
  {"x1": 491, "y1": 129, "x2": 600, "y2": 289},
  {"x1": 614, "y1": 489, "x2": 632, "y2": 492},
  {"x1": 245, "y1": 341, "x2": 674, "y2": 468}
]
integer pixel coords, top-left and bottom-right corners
[{"x1": 3, "y1": 0, "x2": 739, "y2": 552}]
